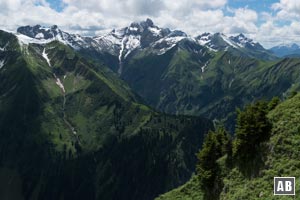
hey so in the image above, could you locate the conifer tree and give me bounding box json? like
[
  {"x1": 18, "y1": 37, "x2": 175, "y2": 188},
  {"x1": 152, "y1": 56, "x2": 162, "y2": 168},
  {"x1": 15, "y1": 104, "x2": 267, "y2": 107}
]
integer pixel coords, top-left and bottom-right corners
[
  {"x1": 197, "y1": 127, "x2": 230, "y2": 200},
  {"x1": 233, "y1": 101, "x2": 271, "y2": 173}
]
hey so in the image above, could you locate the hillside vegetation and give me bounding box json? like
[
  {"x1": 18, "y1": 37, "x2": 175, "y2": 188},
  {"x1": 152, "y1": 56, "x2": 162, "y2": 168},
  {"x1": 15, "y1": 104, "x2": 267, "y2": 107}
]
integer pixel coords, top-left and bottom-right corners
[
  {"x1": 156, "y1": 94, "x2": 300, "y2": 200},
  {"x1": 121, "y1": 44, "x2": 300, "y2": 131}
]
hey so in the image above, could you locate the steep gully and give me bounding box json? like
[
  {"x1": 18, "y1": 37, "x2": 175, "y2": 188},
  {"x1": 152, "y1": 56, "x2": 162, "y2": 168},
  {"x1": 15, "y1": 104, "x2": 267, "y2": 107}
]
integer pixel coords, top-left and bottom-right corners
[{"x1": 42, "y1": 48, "x2": 79, "y2": 143}]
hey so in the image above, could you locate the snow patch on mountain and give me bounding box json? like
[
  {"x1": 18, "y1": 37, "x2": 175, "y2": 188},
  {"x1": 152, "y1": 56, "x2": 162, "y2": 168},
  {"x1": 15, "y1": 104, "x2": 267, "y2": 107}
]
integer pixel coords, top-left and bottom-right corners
[
  {"x1": 100, "y1": 34, "x2": 122, "y2": 46},
  {"x1": 197, "y1": 33, "x2": 212, "y2": 46},
  {"x1": 229, "y1": 78, "x2": 235, "y2": 88},
  {"x1": 154, "y1": 36, "x2": 186, "y2": 55},
  {"x1": 118, "y1": 37, "x2": 126, "y2": 74},
  {"x1": 16, "y1": 33, "x2": 54, "y2": 45},
  {"x1": 42, "y1": 48, "x2": 51, "y2": 67},
  {"x1": 0, "y1": 60, "x2": 5, "y2": 69},
  {"x1": 59, "y1": 32, "x2": 82, "y2": 50},
  {"x1": 117, "y1": 33, "x2": 142, "y2": 74},
  {"x1": 230, "y1": 34, "x2": 256, "y2": 47},
  {"x1": 0, "y1": 42, "x2": 9, "y2": 51},
  {"x1": 35, "y1": 32, "x2": 44, "y2": 39},
  {"x1": 55, "y1": 76, "x2": 65, "y2": 93},
  {"x1": 93, "y1": 31, "x2": 124, "y2": 55},
  {"x1": 148, "y1": 27, "x2": 161, "y2": 36},
  {"x1": 153, "y1": 36, "x2": 186, "y2": 47},
  {"x1": 201, "y1": 61, "x2": 209, "y2": 73},
  {"x1": 129, "y1": 27, "x2": 139, "y2": 32},
  {"x1": 165, "y1": 36, "x2": 186, "y2": 44},
  {"x1": 208, "y1": 46, "x2": 218, "y2": 52},
  {"x1": 220, "y1": 34, "x2": 239, "y2": 48},
  {"x1": 159, "y1": 38, "x2": 190, "y2": 53},
  {"x1": 157, "y1": 45, "x2": 176, "y2": 55},
  {"x1": 238, "y1": 35, "x2": 250, "y2": 47},
  {"x1": 124, "y1": 35, "x2": 141, "y2": 58}
]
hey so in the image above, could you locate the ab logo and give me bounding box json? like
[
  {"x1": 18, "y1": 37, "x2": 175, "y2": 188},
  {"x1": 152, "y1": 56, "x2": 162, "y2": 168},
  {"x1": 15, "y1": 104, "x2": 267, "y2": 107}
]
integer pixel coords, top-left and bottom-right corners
[{"x1": 274, "y1": 177, "x2": 295, "y2": 195}]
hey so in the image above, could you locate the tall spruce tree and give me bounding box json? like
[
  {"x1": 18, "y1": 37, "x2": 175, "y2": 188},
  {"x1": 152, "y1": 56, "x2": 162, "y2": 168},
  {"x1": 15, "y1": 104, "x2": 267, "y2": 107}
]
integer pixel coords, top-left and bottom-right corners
[
  {"x1": 233, "y1": 101, "x2": 272, "y2": 175},
  {"x1": 197, "y1": 128, "x2": 230, "y2": 200}
]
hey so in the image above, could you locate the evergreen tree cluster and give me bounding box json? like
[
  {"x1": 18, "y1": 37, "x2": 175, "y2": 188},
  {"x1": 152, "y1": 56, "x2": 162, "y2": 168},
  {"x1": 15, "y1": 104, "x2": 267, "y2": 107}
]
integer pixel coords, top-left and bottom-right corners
[
  {"x1": 197, "y1": 99, "x2": 279, "y2": 199},
  {"x1": 233, "y1": 101, "x2": 272, "y2": 172}
]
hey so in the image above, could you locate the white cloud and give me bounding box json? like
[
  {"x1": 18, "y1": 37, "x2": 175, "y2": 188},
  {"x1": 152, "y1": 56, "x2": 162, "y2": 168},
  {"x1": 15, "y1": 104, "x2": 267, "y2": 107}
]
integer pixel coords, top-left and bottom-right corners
[
  {"x1": 271, "y1": 0, "x2": 300, "y2": 21},
  {"x1": 272, "y1": 0, "x2": 300, "y2": 14},
  {"x1": 0, "y1": 0, "x2": 299, "y2": 48},
  {"x1": 0, "y1": 0, "x2": 229, "y2": 33},
  {"x1": 194, "y1": 0, "x2": 227, "y2": 8},
  {"x1": 245, "y1": 0, "x2": 300, "y2": 48}
]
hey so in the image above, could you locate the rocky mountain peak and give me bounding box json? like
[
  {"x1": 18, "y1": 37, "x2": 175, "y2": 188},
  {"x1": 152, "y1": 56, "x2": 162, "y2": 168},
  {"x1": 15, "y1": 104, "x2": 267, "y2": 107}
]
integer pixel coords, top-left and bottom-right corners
[{"x1": 17, "y1": 24, "x2": 61, "y2": 40}]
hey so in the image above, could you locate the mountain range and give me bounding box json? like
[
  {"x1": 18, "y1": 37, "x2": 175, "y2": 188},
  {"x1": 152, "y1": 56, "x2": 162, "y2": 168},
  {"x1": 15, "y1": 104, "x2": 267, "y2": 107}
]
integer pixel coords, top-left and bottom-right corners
[
  {"x1": 14, "y1": 19, "x2": 291, "y2": 130},
  {"x1": 1, "y1": 18, "x2": 300, "y2": 200},
  {"x1": 0, "y1": 28, "x2": 211, "y2": 200},
  {"x1": 16, "y1": 19, "x2": 276, "y2": 66},
  {"x1": 270, "y1": 43, "x2": 300, "y2": 57}
]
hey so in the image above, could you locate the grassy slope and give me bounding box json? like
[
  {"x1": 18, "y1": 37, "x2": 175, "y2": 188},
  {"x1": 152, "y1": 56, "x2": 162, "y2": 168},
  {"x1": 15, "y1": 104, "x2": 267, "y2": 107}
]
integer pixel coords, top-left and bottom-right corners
[
  {"x1": 123, "y1": 44, "x2": 213, "y2": 114},
  {"x1": 220, "y1": 93, "x2": 300, "y2": 200},
  {"x1": 122, "y1": 45, "x2": 300, "y2": 132},
  {"x1": 155, "y1": 175, "x2": 203, "y2": 200},
  {"x1": 156, "y1": 93, "x2": 300, "y2": 200}
]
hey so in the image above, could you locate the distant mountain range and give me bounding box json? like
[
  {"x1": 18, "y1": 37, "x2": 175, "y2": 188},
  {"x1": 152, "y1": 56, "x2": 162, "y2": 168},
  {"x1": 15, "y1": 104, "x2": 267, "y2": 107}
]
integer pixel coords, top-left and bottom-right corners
[
  {"x1": 4, "y1": 19, "x2": 300, "y2": 132},
  {"x1": 13, "y1": 19, "x2": 287, "y2": 131},
  {"x1": 17, "y1": 21, "x2": 300, "y2": 60},
  {"x1": 16, "y1": 19, "x2": 276, "y2": 68},
  {"x1": 269, "y1": 43, "x2": 300, "y2": 57}
]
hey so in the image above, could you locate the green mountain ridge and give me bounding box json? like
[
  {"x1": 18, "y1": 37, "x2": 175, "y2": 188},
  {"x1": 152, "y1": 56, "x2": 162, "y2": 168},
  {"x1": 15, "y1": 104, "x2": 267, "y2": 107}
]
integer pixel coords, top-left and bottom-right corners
[
  {"x1": 119, "y1": 45, "x2": 300, "y2": 131},
  {"x1": 0, "y1": 30, "x2": 212, "y2": 200},
  {"x1": 156, "y1": 93, "x2": 300, "y2": 200},
  {"x1": 13, "y1": 23, "x2": 292, "y2": 132}
]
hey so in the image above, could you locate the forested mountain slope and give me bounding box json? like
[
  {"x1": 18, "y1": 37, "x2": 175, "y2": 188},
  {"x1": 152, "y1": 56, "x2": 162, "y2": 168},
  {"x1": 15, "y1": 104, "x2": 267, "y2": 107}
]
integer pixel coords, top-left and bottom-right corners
[{"x1": 0, "y1": 30, "x2": 212, "y2": 200}]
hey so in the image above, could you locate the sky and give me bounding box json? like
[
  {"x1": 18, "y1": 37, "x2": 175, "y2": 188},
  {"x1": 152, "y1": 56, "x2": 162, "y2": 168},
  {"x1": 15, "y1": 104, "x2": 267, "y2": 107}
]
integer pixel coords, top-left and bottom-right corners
[{"x1": 0, "y1": 0, "x2": 300, "y2": 48}]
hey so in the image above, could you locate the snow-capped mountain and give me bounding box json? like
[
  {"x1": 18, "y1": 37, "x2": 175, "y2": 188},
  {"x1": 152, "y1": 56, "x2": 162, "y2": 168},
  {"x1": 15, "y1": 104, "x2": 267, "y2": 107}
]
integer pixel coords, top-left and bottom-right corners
[
  {"x1": 270, "y1": 43, "x2": 300, "y2": 57},
  {"x1": 17, "y1": 25, "x2": 61, "y2": 40},
  {"x1": 12, "y1": 18, "x2": 276, "y2": 73},
  {"x1": 15, "y1": 19, "x2": 270, "y2": 56},
  {"x1": 16, "y1": 24, "x2": 91, "y2": 50},
  {"x1": 15, "y1": 19, "x2": 194, "y2": 72},
  {"x1": 90, "y1": 19, "x2": 194, "y2": 73},
  {"x1": 16, "y1": 19, "x2": 189, "y2": 55},
  {"x1": 229, "y1": 34, "x2": 265, "y2": 50},
  {"x1": 196, "y1": 32, "x2": 264, "y2": 51},
  {"x1": 93, "y1": 19, "x2": 191, "y2": 60},
  {"x1": 196, "y1": 32, "x2": 276, "y2": 60}
]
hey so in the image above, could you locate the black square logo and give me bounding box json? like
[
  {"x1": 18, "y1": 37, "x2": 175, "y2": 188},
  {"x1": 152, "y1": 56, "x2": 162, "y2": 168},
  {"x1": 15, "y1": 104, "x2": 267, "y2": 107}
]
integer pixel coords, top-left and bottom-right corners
[{"x1": 274, "y1": 177, "x2": 295, "y2": 195}]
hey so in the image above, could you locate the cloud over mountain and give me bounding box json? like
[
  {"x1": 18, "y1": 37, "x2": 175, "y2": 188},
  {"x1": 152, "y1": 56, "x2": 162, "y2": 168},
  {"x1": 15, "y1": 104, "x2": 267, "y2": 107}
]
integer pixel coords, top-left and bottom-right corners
[{"x1": 0, "y1": 0, "x2": 299, "y2": 48}]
